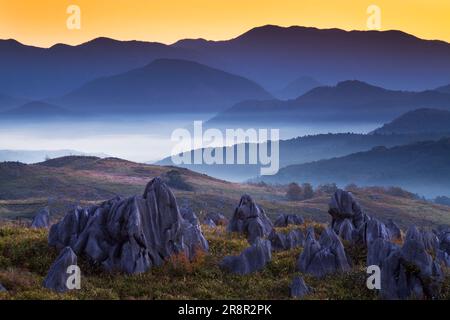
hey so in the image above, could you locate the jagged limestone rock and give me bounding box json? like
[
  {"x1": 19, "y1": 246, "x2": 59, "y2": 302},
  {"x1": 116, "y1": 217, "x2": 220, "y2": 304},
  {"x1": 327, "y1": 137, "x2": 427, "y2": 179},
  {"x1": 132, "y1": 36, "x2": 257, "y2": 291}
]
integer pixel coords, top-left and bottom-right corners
[
  {"x1": 0, "y1": 283, "x2": 7, "y2": 292},
  {"x1": 180, "y1": 207, "x2": 209, "y2": 258},
  {"x1": 337, "y1": 219, "x2": 355, "y2": 241},
  {"x1": 367, "y1": 238, "x2": 399, "y2": 268},
  {"x1": 31, "y1": 207, "x2": 50, "y2": 229},
  {"x1": 380, "y1": 226, "x2": 444, "y2": 300},
  {"x1": 48, "y1": 178, "x2": 208, "y2": 274},
  {"x1": 297, "y1": 227, "x2": 350, "y2": 278},
  {"x1": 359, "y1": 218, "x2": 391, "y2": 245},
  {"x1": 290, "y1": 276, "x2": 312, "y2": 298},
  {"x1": 43, "y1": 247, "x2": 78, "y2": 293},
  {"x1": 386, "y1": 219, "x2": 402, "y2": 241},
  {"x1": 329, "y1": 190, "x2": 368, "y2": 232},
  {"x1": 203, "y1": 217, "x2": 217, "y2": 228},
  {"x1": 228, "y1": 195, "x2": 273, "y2": 243},
  {"x1": 204, "y1": 212, "x2": 228, "y2": 226},
  {"x1": 220, "y1": 238, "x2": 272, "y2": 275},
  {"x1": 274, "y1": 214, "x2": 304, "y2": 227},
  {"x1": 268, "y1": 229, "x2": 304, "y2": 251}
]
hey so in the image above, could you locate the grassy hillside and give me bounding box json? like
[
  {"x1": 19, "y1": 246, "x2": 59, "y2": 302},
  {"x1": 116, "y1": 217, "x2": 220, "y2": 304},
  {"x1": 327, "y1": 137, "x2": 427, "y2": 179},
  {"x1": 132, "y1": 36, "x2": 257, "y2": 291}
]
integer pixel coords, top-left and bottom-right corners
[{"x1": 1, "y1": 156, "x2": 450, "y2": 229}]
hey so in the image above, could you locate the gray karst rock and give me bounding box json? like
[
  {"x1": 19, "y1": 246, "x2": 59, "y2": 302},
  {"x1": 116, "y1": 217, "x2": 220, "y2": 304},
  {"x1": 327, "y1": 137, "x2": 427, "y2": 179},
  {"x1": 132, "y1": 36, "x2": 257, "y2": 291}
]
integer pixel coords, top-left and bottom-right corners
[
  {"x1": 367, "y1": 238, "x2": 399, "y2": 268},
  {"x1": 203, "y1": 217, "x2": 217, "y2": 228},
  {"x1": 359, "y1": 218, "x2": 391, "y2": 245},
  {"x1": 274, "y1": 214, "x2": 304, "y2": 227},
  {"x1": 437, "y1": 225, "x2": 450, "y2": 255},
  {"x1": 220, "y1": 238, "x2": 272, "y2": 275},
  {"x1": 436, "y1": 249, "x2": 450, "y2": 267},
  {"x1": 31, "y1": 207, "x2": 50, "y2": 229},
  {"x1": 43, "y1": 247, "x2": 78, "y2": 293},
  {"x1": 0, "y1": 283, "x2": 7, "y2": 292},
  {"x1": 421, "y1": 230, "x2": 440, "y2": 254},
  {"x1": 337, "y1": 219, "x2": 355, "y2": 241},
  {"x1": 328, "y1": 189, "x2": 368, "y2": 237},
  {"x1": 290, "y1": 276, "x2": 312, "y2": 298},
  {"x1": 180, "y1": 207, "x2": 209, "y2": 257},
  {"x1": 48, "y1": 178, "x2": 208, "y2": 274},
  {"x1": 386, "y1": 219, "x2": 402, "y2": 241},
  {"x1": 268, "y1": 229, "x2": 304, "y2": 251},
  {"x1": 205, "y1": 212, "x2": 228, "y2": 226},
  {"x1": 228, "y1": 195, "x2": 273, "y2": 243},
  {"x1": 297, "y1": 227, "x2": 350, "y2": 278},
  {"x1": 380, "y1": 226, "x2": 444, "y2": 299}
]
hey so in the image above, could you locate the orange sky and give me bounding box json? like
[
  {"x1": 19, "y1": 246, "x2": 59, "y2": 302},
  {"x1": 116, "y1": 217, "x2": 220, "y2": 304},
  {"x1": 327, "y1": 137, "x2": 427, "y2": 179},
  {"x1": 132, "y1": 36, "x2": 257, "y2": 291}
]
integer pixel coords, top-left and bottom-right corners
[{"x1": 0, "y1": 0, "x2": 449, "y2": 47}]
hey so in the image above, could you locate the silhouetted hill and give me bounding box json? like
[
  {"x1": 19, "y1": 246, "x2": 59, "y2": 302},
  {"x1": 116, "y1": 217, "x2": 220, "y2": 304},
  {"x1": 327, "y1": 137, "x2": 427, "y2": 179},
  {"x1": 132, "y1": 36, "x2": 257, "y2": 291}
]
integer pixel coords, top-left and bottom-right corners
[
  {"x1": 207, "y1": 80, "x2": 450, "y2": 124},
  {"x1": 173, "y1": 25, "x2": 450, "y2": 91},
  {"x1": 2, "y1": 101, "x2": 74, "y2": 118},
  {"x1": 3, "y1": 25, "x2": 450, "y2": 99},
  {"x1": 157, "y1": 132, "x2": 449, "y2": 182},
  {"x1": 275, "y1": 76, "x2": 323, "y2": 99},
  {"x1": 259, "y1": 138, "x2": 450, "y2": 197},
  {"x1": 372, "y1": 108, "x2": 450, "y2": 134},
  {"x1": 56, "y1": 59, "x2": 272, "y2": 113},
  {"x1": 437, "y1": 84, "x2": 450, "y2": 94},
  {"x1": 0, "y1": 150, "x2": 108, "y2": 164},
  {"x1": 0, "y1": 93, "x2": 28, "y2": 111}
]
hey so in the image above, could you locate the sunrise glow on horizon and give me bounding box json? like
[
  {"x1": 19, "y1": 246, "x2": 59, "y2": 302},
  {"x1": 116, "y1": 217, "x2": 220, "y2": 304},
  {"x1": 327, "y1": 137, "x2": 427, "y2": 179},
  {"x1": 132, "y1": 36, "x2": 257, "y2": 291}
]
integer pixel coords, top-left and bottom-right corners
[{"x1": 0, "y1": 0, "x2": 449, "y2": 47}]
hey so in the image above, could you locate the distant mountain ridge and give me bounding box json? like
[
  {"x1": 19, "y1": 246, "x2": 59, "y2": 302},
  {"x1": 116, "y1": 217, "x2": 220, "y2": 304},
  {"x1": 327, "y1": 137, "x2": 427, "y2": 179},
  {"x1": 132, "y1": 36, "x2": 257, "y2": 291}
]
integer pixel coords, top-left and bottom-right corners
[
  {"x1": 372, "y1": 108, "x2": 450, "y2": 134},
  {"x1": 156, "y1": 132, "x2": 450, "y2": 182},
  {"x1": 2, "y1": 25, "x2": 450, "y2": 101},
  {"x1": 207, "y1": 80, "x2": 450, "y2": 125},
  {"x1": 55, "y1": 58, "x2": 272, "y2": 113},
  {"x1": 257, "y1": 138, "x2": 450, "y2": 197},
  {"x1": 2, "y1": 101, "x2": 75, "y2": 118}
]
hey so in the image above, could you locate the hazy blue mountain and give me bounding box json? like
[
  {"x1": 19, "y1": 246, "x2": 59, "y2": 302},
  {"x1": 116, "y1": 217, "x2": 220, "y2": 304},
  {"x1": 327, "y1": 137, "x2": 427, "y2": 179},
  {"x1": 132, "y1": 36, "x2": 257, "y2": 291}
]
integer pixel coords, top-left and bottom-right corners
[
  {"x1": 156, "y1": 132, "x2": 449, "y2": 182},
  {"x1": 55, "y1": 59, "x2": 272, "y2": 113},
  {"x1": 0, "y1": 38, "x2": 194, "y2": 99},
  {"x1": 257, "y1": 138, "x2": 450, "y2": 197},
  {"x1": 207, "y1": 80, "x2": 450, "y2": 125},
  {"x1": 372, "y1": 108, "x2": 450, "y2": 134},
  {"x1": 1, "y1": 101, "x2": 76, "y2": 118},
  {"x1": 173, "y1": 25, "x2": 450, "y2": 91},
  {"x1": 275, "y1": 76, "x2": 323, "y2": 99},
  {"x1": 0, "y1": 93, "x2": 28, "y2": 111},
  {"x1": 436, "y1": 84, "x2": 450, "y2": 94},
  {"x1": 0, "y1": 149, "x2": 108, "y2": 164},
  {"x1": 3, "y1": 25, "x2": 450, "y2": 100}
]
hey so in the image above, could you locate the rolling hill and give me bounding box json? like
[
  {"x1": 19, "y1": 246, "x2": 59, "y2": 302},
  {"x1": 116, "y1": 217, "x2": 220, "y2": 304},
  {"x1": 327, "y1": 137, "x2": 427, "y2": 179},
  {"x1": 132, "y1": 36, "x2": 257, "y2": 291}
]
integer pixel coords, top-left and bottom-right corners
[
  {"x1": 207, "y1": 80, "x2": 450, "y2": 125},
  {"x1": 156, "y1": 132, "x2": 450, "y2": 182},
  {"x1": 371, "y1": 108, "x2": 450, "y2": 134},
  {"x1": 275, "y1": 76, "x2": 323, "y2": 100},
  {"x1": 2, "y1": 25, "x2": 450, "y2": 100},
  {"x1": 258, "y1": 138, "x2": 450, "y2": 197},
  {"x1": 1, "y1": 155, "x2": 449, "y2": 230},
  {"x1": 55, "y1": 59, "x2": 272, "y2": 113},
  {"x1": 1, "y1": 101, "x2": 75, "y2": 118}
]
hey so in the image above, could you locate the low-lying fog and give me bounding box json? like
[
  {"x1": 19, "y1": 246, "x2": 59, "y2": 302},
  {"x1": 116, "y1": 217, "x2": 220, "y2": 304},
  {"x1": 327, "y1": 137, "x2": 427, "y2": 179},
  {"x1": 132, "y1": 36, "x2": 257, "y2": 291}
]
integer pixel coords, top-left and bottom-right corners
[{"x1": 0, "y1": 115, "x2": 381, "y2": 164}]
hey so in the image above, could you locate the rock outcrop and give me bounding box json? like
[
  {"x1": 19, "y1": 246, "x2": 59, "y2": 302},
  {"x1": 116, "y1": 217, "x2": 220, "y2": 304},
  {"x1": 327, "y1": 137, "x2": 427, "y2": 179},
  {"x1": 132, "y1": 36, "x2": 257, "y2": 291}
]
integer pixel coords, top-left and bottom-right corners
[
  {"x1": 268, "y1": 229, "x2": 304, "y2": 251},
  {"x1": 31, "y1": 207, "x2": 50, "y2": 229},
  {"x1": 204, "y1": 212, "x2": 228, "y2": 226},
  {"x1": 367, "y1": 238, "x2": 399, "y2": 268},
  {"x1": 359, "y1": 218, "x2": 391, "y2": 245},
  {"x1": 220, "y1": 238, "x2": 272, "y2": 275},
  {"x1": 228, "y1": 195, "x2": 273, "y2": 243},
  {"x1": 290, "y1": 276, "x2": 312, "y2": 298},
  {"x1": 43, "y1": 247, "x2": 78, "y2": 293},
  {"x1": 0, "y1": 283, "x2": 7, "y2": 292},
  {"x1": 274, "y1": 214, "x2": 304, "y2": 227},
  {"x1": 379, "y1": 226, "x2": 444, "y2": 299},
  {"x1": 48, "y1": 178, "x2": 208, "y2": 274},
  {"x1": 180, "y1": 207, "x2": 209, "y2": 258},
  {"x1": 329, "y1": 190, "x2": 368, "y2": 233},
  {"x1": 386, "y1": 219, "x2": 402, "y2": 241},
  {"x1": 297, "y1": 227, "x2": 350, "y2": 278}
]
